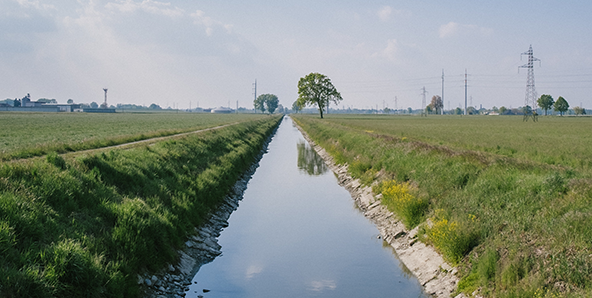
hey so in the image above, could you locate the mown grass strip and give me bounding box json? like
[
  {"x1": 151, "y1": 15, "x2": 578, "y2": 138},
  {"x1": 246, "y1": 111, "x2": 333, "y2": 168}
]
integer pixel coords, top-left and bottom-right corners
[
  {"x1": 0, "y1": 115, "x2": 281, "y2": 297},
  {"x1": 292, "y1": 114, "x2": 592, "y2": 297}
]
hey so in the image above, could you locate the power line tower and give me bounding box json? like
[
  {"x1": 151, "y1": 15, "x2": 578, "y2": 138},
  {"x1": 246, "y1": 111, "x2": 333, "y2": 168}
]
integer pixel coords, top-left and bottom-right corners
[{"x1": 519, "y1": 45, "x2": 540, "y2": 121}]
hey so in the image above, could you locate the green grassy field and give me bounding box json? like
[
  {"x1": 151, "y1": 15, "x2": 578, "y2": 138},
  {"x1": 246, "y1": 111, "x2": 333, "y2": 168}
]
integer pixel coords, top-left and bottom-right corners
[
  {"x1": 316, "y1": 114, "x2": 592, "y2": 172},
  {"x1": 293, "y1": 114, "x2": 592, "y2": 298},
  {"x1": 0, "y1": 114, "x2": 282, "y2": 297},
  {"x1": 0, "y1": 112, "x2": 267, "y2": 160}
]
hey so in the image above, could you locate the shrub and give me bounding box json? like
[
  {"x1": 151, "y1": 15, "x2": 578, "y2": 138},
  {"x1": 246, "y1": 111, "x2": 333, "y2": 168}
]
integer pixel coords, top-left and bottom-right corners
[
  {"x1": 377, "y1": 180, "x2": 428, "y2": 228},
  {"x1": 427, "y1": 211, "x2": 479, "y2": 264}
]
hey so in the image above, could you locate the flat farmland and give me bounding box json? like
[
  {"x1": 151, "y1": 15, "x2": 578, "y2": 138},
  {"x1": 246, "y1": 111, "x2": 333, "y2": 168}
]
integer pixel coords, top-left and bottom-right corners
[
  {"x1": 0, "y1": 112, "x2": 267, "y2": 160},
  {"x1": 318, "y1": 114, "x2": 592, "y2": 172}
]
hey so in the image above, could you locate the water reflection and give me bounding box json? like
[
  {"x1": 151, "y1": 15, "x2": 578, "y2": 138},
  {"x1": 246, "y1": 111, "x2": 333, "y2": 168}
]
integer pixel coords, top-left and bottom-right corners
[{"x1": 297, "y1": 140, "x2": 328, "y2": 175}]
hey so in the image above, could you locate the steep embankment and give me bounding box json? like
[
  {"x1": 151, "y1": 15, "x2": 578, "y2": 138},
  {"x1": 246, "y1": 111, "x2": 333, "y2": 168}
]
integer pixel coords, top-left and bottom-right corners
[
  {"x1": 292, "y1": 115, "x2": 592, "y2": 298},
  {"x1": 0, "y1": 116, "x2": 282, "y2": 297}
]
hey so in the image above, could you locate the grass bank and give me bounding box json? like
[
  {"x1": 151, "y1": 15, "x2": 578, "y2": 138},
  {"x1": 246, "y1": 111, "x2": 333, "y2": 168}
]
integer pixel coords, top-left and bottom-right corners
[
  {"x1": 292, "y1": 114, "x2": 592, "y2": 297},
  {"x1": 0, "y1": 115, "x2": 281, "y2": 297}
]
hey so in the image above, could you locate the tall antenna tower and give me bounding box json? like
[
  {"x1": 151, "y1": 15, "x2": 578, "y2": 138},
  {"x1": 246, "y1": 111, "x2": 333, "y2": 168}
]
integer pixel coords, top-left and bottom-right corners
[
  {"x1": 103, "y1": 88, "x2": 108, "y2": 108},
  {"x1": 519, "y1": 45, "x2": 541, "y2": 120}
]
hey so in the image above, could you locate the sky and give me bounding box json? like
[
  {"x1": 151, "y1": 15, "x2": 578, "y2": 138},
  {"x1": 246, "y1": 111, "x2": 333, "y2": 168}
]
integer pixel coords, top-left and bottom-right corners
[{"x1": 1, "y1": 0, "x2": 591, "y2": 110}]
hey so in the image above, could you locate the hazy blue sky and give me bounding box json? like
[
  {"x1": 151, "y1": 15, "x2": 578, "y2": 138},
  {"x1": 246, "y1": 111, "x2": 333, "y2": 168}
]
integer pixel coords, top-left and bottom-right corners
[{"x1": 1, "y1": 0, "x2": 591, "y2": 110}]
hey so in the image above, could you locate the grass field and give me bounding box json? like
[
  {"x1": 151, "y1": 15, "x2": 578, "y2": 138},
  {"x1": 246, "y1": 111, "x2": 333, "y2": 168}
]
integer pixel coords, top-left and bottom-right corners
[
  {"x1": 293, "y1": 114, "x2": 592, "y2": 298},
  {"x1": 316, "y1": 114, "x2": 592, "y2": 173},
  {"x1": 0, "y1": 113, "x2": 282, "y2": 297},
  {"x1": 0, "y1": 112, "x2": 267, "y2": 160}
]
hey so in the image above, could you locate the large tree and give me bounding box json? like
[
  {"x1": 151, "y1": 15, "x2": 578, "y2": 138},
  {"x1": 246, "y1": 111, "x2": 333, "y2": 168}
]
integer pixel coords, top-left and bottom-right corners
[
  {"x1": 429, "y1": 95, "x2": 443, "y2": 115},
  {"x1": 537, "y1": 94, "x2": 554, "y2": 115},
  {"x1": 255, "y1": 94, "x2": 279, "y2": 114},
  {"x1": 297, "y1": 72, "x2": 342, "y2": 118},
  {"x1": 554, "y1": 96, "x2": 569, "y2": 116}
]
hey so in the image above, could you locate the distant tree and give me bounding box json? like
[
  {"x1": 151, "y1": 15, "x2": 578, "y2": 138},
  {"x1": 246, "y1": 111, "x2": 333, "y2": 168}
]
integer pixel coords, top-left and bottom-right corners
[
  {"x1": 297, "y1": 72, "x2": 342, "y2": 118},
  {"x1": 492, "y1": 106, "x2": 499, "y2": 113},
  {"x1": 265, "y1": 94, "x2": 279, "y2": 114},
  {"x1": 429, "y1": 95, "x2": 443, "y2": 114},
  {"x1": 407, "y1": 107, "x2": 413, "y2": 114},
  {"x1": 574, "y1": 106, "x2": 585, "y2": 116},
  {"x1": 90, "y1": 102, "x2": 99, "y2": 108},
  {"x1": 277, "y1": 104, "x2": 285, "y2": 114},
  {"x1": 554, "y1": 96, "x2": 569, "y2": 116},
  {"x1": 256, "y1": 94, "x2": 278, "y2": 114},
  {"x1": 149, "y1": 103, "x2": 162, "y2": 110},
  {"x1": 425, "y1": 105, "x2": 432, "y2": 114},
  {"x1": 67, "y1": 99, "x2": 74, "y2": 104},
  {"x1": 499, "y1": 106, "x2": 507, "y2": 115},
  {"x1": 13, "y1": 98, "x2": 21, "y2": 107},
  {"x1": 254, "y1": 95, "x2": 266, "y2": 113},
  {"x1": 383, "y1": 107, "x2": 390, "y2": 114},
  {"x1": 537, "y1": 94, "x2": 554, "y2": 115},
  {"x1": 292, "y1": 101, "x2": 302, "y2": 113},
  {"x1": 467, "y1": 106, "x2": 478, "y2": 115},
  {"x1": 455, "y1": 107, "x2": 463, "y2": 115}
]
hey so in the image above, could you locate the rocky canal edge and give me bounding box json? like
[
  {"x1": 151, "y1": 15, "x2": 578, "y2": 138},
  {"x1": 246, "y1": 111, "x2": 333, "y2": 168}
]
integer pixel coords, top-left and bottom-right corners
[
  {"x1": 141, "y1": 117, "x2": 282, "y2": 298},
  {"x1": 292, "y1": 116, "x2": 466, "y2": 298}
]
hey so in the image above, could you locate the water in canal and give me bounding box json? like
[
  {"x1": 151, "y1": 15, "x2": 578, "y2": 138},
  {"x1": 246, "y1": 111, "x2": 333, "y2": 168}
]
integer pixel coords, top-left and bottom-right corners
[{"x1": 186, "y1": 116, "x2": 428, "y2": 297}]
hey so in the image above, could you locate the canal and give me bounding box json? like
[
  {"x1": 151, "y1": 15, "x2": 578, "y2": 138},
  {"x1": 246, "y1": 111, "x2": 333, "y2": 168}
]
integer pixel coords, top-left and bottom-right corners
[{"x1": 185, "y1": 116, "x2": 428, "y2": 297}]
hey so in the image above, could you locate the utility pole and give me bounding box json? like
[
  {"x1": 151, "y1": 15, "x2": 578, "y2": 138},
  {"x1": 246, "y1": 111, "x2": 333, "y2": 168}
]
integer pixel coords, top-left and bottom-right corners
[
  {"x1": 441, "y1": 69, "x2": 444, "y2": 115},
  {"x1": 252, "y1": 79, "x2": 257, "y2": 103},
  {"x1": 519, "y1": 45, "x2": 541, "y2": 121},
  {"x1": 421, "y1": 86, "x2": 428, "y2": 116},
  {"x1": 464, "y1": 69, "x2": 468, "y2": 115},
  {"x1": 394, "y1": 96, "x2": 398, "y2": 114},
  {"x1": 103, "y1": 88, "x2": 108, "y2": 109}
]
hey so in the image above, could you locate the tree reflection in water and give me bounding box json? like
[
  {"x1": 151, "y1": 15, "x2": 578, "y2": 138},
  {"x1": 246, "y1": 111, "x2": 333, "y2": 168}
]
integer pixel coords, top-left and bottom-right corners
[{"x1": 297, "y1": 140, "x2": 328, "y2": 175}]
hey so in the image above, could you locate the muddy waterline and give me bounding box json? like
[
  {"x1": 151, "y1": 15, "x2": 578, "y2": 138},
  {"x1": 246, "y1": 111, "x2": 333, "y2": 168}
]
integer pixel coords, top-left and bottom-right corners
[{"x1": 185, "y1": 117, "x2": 429, "y2": 298}]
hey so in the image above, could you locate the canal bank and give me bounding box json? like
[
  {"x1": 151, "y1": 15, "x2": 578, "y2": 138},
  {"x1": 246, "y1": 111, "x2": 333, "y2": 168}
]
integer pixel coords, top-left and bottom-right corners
[
  {"x1": 150, "y1": 116, "x2": 433, "y2": 298},
  {"x1": 292, "y1": 116, "x2": 463, "y2": 298}
]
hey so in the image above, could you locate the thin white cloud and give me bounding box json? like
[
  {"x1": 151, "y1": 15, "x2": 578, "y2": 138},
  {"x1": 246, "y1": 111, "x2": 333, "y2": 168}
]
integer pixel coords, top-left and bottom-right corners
[
  {"x1": 377, "y1": 6, "x2": 392, "y2": 22},
  {"x1": 190, "y1": 9, "x2": 232, "y2": 36},
  {"x1": 439, "y1": 21, "x2": 493, "y2": 38},
  {"x1": 377, "y1": 6, "x2": 411, "y2": 22},
  {"x1": 15, "y1": 0, "x2": 55, "y2": 10},
  {"x1": 371, "y1": 39, "x2": 398, "y2": 63},
  {"x1": 105, "y1": 0, "x2": 184, "y2": 17}
]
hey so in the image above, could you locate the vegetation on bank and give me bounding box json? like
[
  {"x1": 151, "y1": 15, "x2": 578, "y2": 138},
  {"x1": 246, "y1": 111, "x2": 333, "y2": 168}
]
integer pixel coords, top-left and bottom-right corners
[
  {"x1": 0, "y1": 113, "x2": 267, "y2": 161},
  {"x1": 0, "y1": 115, "x2": 281, "y2": 297},
  {"x1": 292, "y1": 114, "x2": 592, "y2": 297}
]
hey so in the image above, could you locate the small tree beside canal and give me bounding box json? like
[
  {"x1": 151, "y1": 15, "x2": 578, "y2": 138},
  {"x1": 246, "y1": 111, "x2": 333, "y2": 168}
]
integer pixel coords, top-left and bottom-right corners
[{"x1": 297, "y1": 72, "x2": 343, "y2": 118}]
